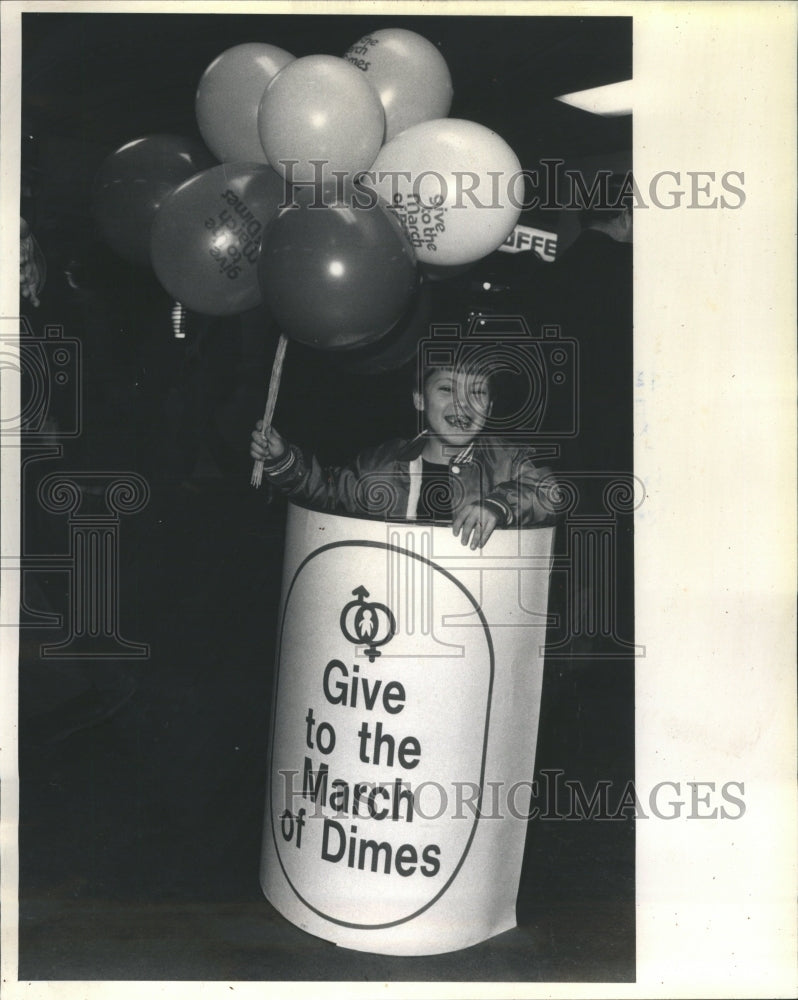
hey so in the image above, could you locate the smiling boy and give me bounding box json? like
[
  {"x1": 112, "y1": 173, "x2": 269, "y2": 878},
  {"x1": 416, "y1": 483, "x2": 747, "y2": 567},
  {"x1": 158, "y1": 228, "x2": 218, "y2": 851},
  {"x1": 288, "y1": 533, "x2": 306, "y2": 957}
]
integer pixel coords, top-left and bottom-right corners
[{"x1": 250, "y1": 360, "x2": 556, "y2": 548}]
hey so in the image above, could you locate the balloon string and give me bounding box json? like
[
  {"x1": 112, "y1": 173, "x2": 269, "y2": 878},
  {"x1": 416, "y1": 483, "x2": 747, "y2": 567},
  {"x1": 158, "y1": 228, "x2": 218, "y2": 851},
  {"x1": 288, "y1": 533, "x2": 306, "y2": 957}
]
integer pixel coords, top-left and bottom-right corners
[{"x1": 251, "y1": 332, "x2": 288, "y2": 489}]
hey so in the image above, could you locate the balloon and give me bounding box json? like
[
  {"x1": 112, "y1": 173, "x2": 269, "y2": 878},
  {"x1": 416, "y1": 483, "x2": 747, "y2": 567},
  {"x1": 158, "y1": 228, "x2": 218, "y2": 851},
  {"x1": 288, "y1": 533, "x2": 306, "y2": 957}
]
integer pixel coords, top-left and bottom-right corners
[
  {"x1": 196, "y1": 43, "x2": 294, "y2": 164},
  {"x1": 150, "y1": 163, "x2": 285, "y2": 316},
  {"x1": 344, "y1": 28, "x2": 453, "y2": 142},
  {"x1": 257, "y1": 55, "x2": 384, "y2": 185},
  {"x1": 369, "y1": 119, "x2": 523, "y2": 267},
  {"x1": 258, "y1": 181, "x2": 417, "y2": 350},
  {"x1": 337, "y1": 277, "x2": 432, "y2": 375},
  {"x1": 92, "y1": 135, "x2": 215, "y2": 265}
]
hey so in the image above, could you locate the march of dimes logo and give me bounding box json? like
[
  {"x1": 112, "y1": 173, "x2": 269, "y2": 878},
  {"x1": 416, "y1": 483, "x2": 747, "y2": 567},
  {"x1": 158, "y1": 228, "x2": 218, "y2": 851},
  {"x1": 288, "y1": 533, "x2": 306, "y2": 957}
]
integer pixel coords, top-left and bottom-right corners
[
  {"x1": 339, "y1": 585, "x2": 396, "y2": 663},
  {"x1": 269, "y1": 540, "x2": 494, "y2": 928}
]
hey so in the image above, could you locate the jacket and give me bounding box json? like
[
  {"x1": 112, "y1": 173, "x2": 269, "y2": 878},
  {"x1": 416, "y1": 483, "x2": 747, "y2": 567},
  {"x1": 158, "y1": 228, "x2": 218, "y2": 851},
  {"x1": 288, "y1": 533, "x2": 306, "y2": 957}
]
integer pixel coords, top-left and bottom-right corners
[{"x1": 262, "y1": 433, "x2": 558, "y2": 527}]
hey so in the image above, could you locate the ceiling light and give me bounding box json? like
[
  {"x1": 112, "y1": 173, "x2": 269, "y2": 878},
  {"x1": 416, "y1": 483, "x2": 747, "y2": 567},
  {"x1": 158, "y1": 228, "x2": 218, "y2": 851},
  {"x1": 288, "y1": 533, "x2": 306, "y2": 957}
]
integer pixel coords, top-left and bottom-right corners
[{"x1": 555, "y1": 79, "x2": 633, "y2": 117}]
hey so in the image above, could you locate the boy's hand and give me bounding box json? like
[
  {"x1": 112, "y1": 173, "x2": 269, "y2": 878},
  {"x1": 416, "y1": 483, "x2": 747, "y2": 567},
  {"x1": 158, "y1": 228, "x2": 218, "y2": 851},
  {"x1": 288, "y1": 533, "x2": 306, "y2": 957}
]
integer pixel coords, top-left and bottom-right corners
[
  {"x1": 453, "y1": 503, "x2": 499, "y2": 550},
  {"x1": 250, "y1": 420, "x2": 287, "y2": 463}
]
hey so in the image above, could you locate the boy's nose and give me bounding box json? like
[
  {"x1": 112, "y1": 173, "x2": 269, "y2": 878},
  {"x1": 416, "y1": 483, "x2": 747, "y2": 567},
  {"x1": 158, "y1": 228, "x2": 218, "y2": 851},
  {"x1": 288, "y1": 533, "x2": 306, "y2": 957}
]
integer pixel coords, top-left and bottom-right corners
[{"x1": 459, "y1": 396, "x2": 483, "y2": 419}]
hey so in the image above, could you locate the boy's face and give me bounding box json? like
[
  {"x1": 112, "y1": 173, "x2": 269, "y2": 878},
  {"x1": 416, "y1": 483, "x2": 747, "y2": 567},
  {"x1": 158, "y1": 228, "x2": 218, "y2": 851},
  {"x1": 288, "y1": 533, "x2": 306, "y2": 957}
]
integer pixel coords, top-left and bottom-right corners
[{"x1": 413, "y1": 368, "x2": 492, "y2": 448}]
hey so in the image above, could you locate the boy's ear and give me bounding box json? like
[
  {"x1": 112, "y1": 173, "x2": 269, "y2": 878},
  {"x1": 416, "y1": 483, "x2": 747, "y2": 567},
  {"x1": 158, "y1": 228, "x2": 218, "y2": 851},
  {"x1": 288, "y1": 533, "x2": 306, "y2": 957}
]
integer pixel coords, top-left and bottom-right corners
[{"x1": 412, "y1": 390, "x2": 424, "y2": 412}]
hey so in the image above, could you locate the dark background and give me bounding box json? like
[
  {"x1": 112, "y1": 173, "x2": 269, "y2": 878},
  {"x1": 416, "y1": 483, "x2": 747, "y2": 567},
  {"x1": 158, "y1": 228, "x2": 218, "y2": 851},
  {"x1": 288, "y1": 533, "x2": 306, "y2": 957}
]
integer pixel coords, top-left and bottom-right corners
[{"x1": 16, "y1": 10, "x2": 635, "y2": 983}]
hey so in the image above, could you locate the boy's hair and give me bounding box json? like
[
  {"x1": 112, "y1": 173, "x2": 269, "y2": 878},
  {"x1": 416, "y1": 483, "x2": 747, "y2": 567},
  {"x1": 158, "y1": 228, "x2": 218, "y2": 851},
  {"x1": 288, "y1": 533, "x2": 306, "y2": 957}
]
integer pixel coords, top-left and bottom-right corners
[
  {"x1": 415, "y1": 328, "x2": 501, "y2": 388},
  {"x1": 417, "y1": 354, "x2": 498, "y2": 397}
]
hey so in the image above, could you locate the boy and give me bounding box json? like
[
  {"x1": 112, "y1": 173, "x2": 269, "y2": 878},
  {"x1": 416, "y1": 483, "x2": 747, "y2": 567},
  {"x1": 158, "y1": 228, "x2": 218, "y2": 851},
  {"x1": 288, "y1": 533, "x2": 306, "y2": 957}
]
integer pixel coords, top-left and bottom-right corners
[{"x1": 249, "y1": 360, "x2": 556, "y2": 549}]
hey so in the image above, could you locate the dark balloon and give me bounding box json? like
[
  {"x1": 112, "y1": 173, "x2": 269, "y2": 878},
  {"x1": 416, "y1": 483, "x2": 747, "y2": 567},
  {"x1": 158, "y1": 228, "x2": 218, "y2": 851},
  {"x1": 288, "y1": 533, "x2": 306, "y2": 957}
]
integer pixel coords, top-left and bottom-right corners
[
  {"x1": 150, "y1": 162, "x2": 285, "y2": 316},
  {"x1": 92, "y1": 134, "x2": 215, "y2": 265},
  {"x1": 337, "y1": 277, "x2": 432, "y2": 374},
  {"x1": 258, "y1": 182, "x2": 418, "y2": 350}
]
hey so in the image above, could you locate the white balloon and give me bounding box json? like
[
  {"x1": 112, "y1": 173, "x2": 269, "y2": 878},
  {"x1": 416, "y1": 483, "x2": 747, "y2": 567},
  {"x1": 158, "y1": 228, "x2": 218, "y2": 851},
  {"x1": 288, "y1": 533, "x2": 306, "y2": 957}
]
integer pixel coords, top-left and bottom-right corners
[
  {"x1": 258, "y1": 55, "x2": 385, "y2": 184},
  {"x1": 196, "y1": 43, "x2": 294, "y2": 163},
  {"x1": 369, "y1": 119, "x2": 522, "y2": 266},
  {"x1": 344, "y1": 28, "x2": 453, "y2": 142}
]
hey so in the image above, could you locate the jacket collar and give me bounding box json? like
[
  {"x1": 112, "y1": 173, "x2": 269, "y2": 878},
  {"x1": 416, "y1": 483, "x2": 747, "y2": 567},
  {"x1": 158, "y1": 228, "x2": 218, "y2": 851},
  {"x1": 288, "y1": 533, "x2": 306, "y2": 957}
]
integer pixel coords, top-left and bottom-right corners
[
  {"x1": 395, "y1": 432, "x2": 478, "y2": 465},
  {"x1": 395, "y1": 433, "x2": 426, "y2": 461}
]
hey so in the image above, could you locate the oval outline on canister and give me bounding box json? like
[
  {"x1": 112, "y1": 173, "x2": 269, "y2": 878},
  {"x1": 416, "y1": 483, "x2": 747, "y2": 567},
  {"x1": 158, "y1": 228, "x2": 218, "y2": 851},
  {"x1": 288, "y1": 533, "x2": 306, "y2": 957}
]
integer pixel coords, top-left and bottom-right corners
[{"x1": 268, "y1": 538, "x2": 495, "y2": 930}]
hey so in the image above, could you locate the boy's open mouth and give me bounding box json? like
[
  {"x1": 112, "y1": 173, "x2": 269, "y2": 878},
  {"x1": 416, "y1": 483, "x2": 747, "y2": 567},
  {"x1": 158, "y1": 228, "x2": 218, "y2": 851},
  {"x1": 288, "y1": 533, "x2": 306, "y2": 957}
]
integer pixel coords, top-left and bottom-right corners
[{"x1": 445, "y1": 414, "x2": 473, "y2": 430}]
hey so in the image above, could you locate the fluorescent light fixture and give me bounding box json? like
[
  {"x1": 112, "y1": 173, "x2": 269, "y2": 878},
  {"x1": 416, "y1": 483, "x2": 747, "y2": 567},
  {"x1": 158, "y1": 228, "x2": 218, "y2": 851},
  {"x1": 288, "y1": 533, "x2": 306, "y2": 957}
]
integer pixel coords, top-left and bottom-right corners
[{"x1": 555, "y1": 79, "x2": 633, "y2": 116}]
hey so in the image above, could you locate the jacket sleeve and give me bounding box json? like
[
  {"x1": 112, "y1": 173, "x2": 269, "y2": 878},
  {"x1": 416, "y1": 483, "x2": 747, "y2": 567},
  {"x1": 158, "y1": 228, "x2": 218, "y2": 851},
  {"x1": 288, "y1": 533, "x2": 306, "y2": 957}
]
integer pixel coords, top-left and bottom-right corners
[
  {"x1": 261, "y1": 440, "x2": 406, "y2": 518},
  {"x1": 483, "y1": 448, "x2": 561, "y2": 527}
]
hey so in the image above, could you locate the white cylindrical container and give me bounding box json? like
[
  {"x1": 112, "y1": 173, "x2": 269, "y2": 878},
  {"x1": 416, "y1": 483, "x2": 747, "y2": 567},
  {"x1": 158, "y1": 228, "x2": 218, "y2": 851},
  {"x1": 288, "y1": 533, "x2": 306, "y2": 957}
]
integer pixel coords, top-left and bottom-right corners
[{"x1": 260, "y1": 503, "x2": 554, "y2": 956}]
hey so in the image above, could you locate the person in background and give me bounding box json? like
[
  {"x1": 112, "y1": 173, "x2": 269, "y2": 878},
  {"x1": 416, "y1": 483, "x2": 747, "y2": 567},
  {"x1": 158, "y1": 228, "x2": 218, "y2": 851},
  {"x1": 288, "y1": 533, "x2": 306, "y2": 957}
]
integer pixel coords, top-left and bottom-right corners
[
  {"x1": 550, "y1": 172, "x2": 633, "y2": 478},
  {"x1": 20, "y1": 217, "x2": 46, "y2": 308},
  {"x1": 543, "y1": 171, "x2": 635, "y2": 655}
]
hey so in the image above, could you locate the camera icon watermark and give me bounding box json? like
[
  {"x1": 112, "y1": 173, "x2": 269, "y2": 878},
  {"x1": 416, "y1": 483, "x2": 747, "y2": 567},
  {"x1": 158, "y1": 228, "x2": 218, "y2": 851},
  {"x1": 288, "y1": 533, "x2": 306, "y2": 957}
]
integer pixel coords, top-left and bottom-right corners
[
  {"x1": 2, "y1": 316, "x2": 149, "y2": 659},
  {"x1": 415, "y1": 313, "x2": 579, "y2": 445},
  {"x1": 0, "y1": 316, "x2": 82, "y2": 438}
]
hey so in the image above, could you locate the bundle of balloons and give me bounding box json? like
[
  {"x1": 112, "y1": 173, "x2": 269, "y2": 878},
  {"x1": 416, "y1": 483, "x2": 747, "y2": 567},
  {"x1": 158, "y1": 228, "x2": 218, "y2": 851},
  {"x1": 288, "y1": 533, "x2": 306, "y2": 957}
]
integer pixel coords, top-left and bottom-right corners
[{"x1": 91, "y1": 28, "x2": 524, "y2": 476}]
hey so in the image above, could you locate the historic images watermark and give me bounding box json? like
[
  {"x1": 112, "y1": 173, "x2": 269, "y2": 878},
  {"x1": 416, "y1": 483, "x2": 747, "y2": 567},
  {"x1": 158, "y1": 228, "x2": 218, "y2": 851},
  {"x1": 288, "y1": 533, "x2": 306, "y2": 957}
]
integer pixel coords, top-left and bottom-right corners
[
  {"x1": 276, "y1": 764, "x2": 747, "y2": 825},
  {"x1": 271, "y1": 764, "x2": 746, "y2": 878},
  {"x1": 1, "y1": 314, "x2": 150, "y2": 658},
  {"x1": 275, "y1": 161, "x2": 747, "y2": 212}
]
